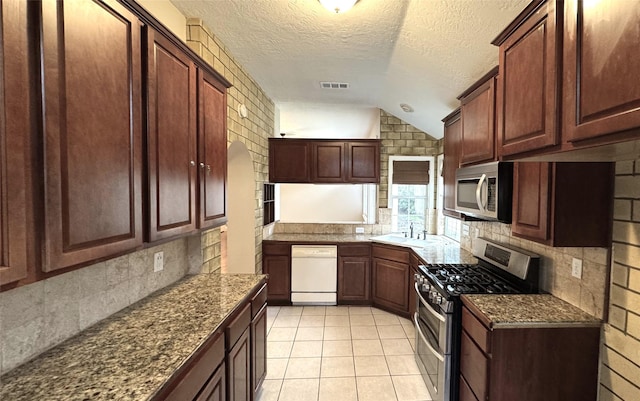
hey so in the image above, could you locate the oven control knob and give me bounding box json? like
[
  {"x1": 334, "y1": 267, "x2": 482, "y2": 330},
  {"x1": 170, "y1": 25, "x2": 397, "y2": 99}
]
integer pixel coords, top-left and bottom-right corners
[
  {"x1": 430, "y1": 291, "x2": 438, "y2": 300},
  {"x1": 436, "y1": 296, "x2": 443, "y2": 304},
  {"x1": 414, "y1": 274, "x2": 424, "y2": 284},
  {"x1": 421, "y1": 283, "x2": 430, "y2": 292}
]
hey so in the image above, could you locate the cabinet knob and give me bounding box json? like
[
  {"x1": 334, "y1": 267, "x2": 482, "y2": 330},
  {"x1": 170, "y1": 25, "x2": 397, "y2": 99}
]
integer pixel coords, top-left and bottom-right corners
[
  {"x1": 200, "y1": 162, "x2": 205, "y2": 168},
  {"x1": 190, "y1": 160, "x2": 196, "y2": 166}
]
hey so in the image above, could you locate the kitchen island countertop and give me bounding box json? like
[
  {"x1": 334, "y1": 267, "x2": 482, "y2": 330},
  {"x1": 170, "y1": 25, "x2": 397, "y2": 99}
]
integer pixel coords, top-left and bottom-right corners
[
  {"x1": 0, "y1": 273, "x2": 266, "y2": 401},
  {"x1": 462, "y1": 294, "x2": 602, "y2": 328}
]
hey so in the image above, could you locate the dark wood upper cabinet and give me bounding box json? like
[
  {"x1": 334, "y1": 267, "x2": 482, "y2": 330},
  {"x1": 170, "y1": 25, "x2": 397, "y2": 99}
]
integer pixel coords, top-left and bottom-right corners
[
  {"x1": 493, "y1": 0, "x2": 561, "y2": 156},
  {"x1": 40, "y1": 0, "x2": 143, "y2": 271},
  {"x1": 311, "y1": 141, "x2": 345, "y2": 183},
  {"x1": 269, "y1": 138, "x2": 380, "y2": 183},
  {"x1": 0, "y1": 0, "x2": 32, "y2": 286},
  {"x1": 563, "y1": 0, "x2": 640, "y2": 143},
  {"x1": 512, "y1": 162, "x2": 614, "y2": 247},
  {"x1": 458, "y1": 68, "x2": 498, "y2": 166},
  {"x1": 198, "y1": 69, "x2": 228, "y2": 229},
  {"x1": 269, "y1": 139, "x2": 311, "y2": 183},
  {"x1": 347, "y1": 141, "x2": 380, "y2": 183},
  {"x1": 442, "y1": 109, "x2": 464, "y2": 219},
  {"x1": 147, "y1": 28, "x2": 198, "y2": 241}
]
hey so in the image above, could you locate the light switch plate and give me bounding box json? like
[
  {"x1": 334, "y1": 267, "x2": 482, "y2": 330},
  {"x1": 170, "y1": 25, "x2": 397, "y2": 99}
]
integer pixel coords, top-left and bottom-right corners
[
  {"x1": 355, "y1": 227, "x2": 365, "y2": 234},
  {"x1": 154, "y1": 251, "x2": 164, "y2": 272},
  {"x1": 571, "y1": 257, "x2": 582, "y2": 279}
]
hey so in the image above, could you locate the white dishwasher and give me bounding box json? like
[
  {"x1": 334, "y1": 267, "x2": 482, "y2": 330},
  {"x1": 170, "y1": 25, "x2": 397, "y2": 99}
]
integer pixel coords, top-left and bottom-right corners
[{"x1": 291, "y1": 245, "x2": 338, "y2": 305}]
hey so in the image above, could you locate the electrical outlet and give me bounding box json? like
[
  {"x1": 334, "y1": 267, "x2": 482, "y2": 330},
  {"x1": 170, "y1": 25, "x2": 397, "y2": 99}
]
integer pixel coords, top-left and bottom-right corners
[
  {"x1": 571, "y1": 257, "x2": 582, "y2": 279},
  {"x1": 154, "y1": 251, "x2": 164, "y2": 272},
  {"x1": 462, "y1": 225, "x2": 470, "y2": 236},
  {"x1": 355, "y1": 227, "x2": 365, "y2": 234}
]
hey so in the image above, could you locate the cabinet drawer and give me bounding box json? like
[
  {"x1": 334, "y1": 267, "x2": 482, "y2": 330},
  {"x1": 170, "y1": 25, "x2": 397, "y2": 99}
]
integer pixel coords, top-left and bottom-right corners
[
  {"x1": 226, "y1": 303, "x2": 251, "y2": 350},
  {"x1": 251, "y1": 284, "x2": 267, "y2": 318},
  {"x1": 338, "y1": 244, "x2": 371, "y2": 257},
  {"x1": 165, "y1": 331, "x2": 225, "y2": 401},
  {"x1": 372, "y1": 244, "x2": 410, "y2": 264},
  {"x1": 263, "y1": 242, "x2": 290, "y2": 256},
  {"x1": 459, "y1": 375, "x2": 480, "y2": 401},
  {"x1": 460, "y1": 330, "x2": 489, "y2": 401},
  {"x1": 462, "y1": 306, "x2": 491, "y2": 354}
]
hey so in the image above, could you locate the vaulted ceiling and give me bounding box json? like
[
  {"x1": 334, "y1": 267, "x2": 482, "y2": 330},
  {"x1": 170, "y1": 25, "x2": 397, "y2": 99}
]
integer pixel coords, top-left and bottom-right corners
[{"x1": 170, "y1": 0, "x2": 529, "y2": 138}]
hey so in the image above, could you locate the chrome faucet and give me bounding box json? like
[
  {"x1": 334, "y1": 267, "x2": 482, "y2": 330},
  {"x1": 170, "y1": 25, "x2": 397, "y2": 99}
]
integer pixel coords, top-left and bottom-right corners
[{"x1": 410, "y1": 223, "x2": 414, "y2": 239}]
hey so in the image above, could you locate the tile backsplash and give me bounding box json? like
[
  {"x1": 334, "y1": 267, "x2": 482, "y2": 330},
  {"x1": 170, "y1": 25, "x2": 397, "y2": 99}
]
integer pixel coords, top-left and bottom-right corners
[
  {"x1": 0, "y1": 237, "x2": 195, "y2": 375},
  {"x1": 453, "y1": 219, "x2": 609, "y2": 319}
]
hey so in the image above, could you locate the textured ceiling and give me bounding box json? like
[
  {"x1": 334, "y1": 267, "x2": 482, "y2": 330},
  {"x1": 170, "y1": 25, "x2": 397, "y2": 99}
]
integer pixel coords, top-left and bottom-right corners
[{"x1": 170, "y1": 0, "x2": 529, "y2": 138}]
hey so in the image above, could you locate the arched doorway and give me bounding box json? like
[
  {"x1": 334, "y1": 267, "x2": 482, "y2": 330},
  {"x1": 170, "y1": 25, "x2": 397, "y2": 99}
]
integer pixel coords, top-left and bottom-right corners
[{"x1": 224, "y1": 141, "x2": 256, "y2": 274}]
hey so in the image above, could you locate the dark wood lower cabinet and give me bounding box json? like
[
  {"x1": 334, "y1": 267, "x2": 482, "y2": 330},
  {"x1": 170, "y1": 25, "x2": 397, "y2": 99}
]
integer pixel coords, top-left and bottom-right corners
[
  {"x1": 262, "y1": 242, "x2": 291, "y2": 304},
  {"x1": 338, "y1": 244, "x2": 371, "y2": 304},
  {"x1": 460, "y1": 299, "x2": 600, "y2": 401},
  {"x1": 196, "y1": 363, "x2": 226, "y2": 401},
  {"x1": 251, "y1": 304, "x2": 267, "y2": 399},
  {"x1": 371, "y1": 244, "x2": 410, "y2": 317},
  {"x1": 228, "y1": 329, "x2": 251, "y2": 401}
]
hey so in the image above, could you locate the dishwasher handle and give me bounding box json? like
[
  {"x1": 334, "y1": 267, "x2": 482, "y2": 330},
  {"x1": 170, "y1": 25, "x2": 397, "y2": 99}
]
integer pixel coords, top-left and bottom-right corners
[{"x1": 291, "y1": 245, "x2": 338, "y2": 258}]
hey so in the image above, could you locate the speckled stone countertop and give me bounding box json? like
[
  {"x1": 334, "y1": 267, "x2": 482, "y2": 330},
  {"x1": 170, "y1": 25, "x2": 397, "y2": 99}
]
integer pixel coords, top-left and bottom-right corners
[
  {"x1": 0, "y1": 273, "x2": 266, "y2": 401},
  {"x1": 462, "y1": 294, "x2": 602, "y2": 328},
  {"x1": 264, "y1": 233, "x2": 370, "y2": 243},
  {"x1": 264, "y1": 233, "x2": 477, "y2": 265}
]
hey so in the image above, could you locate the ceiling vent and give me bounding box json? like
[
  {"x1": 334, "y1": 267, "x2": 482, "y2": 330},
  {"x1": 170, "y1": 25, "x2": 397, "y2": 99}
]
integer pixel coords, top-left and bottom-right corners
[{"x1": 320, "y1": 81, "x2": 350, "y2": 89}]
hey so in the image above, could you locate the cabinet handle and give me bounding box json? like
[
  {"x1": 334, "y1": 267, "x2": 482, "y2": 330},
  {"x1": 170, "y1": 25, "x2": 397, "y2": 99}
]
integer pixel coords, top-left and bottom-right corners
[
  {"x1": 190, "y1": 160, "x2": 196, "y2": 166},
  {"x1": 200, "y1": 162, "x2": 205, "y2": 168}
]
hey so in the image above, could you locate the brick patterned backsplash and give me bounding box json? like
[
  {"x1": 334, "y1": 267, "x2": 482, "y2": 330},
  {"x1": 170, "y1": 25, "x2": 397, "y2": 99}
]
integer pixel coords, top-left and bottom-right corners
[
  {"x1": 599, "y1": 159, "x2": 640, "y2": 401},
  {"x1": 378, "y1": 110, "x2": 439, "y2": 208}
]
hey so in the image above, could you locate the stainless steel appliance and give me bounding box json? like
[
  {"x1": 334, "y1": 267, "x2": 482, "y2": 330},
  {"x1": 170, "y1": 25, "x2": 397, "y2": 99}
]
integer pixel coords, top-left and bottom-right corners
[
  {"x1": 413, "y1": 238, "x2": 539, "y2": 401},
  {"x1": 455, "y1": 161, "x2": 513, "y2": 222}
]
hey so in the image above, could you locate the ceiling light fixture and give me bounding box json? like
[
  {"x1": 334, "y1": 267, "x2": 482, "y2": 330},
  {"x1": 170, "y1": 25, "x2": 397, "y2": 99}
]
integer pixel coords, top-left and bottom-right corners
[
  {"x1": 400, "y1": 103, "x2": 414, "y2": 113},
  {"x1": 319, "y1": 0, "x2": 358, "y2": 14}
]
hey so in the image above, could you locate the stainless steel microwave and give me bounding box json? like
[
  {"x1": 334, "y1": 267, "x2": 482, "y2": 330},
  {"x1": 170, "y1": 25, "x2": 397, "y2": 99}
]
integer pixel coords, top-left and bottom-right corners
[{"x1": 454, "y1": 161, "x2": 513, "y2": 223}]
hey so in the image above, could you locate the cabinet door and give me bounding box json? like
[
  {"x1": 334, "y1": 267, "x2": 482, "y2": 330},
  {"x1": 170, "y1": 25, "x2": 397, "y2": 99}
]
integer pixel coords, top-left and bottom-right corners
[
  {"x1": 443, "y1": 110, "x2": 461, "y2": 216},
  {"x1": 460, "y1": 75, "x2": 496, "y2": 165},
  {"x1": 147, "y1": 28, "x2": 198, "y2": 241},
  {"x1": 338, "y1": 256, "x2": 371, "y2": 303},
  {"x1": 372, "y1": 258, "x2": 409, "y2": 315},
  {"x1": 41, "y1": 0, "x2": 143, "y2": 271},
  {"x1": 459, "y1": 330, "x2": 489, "y2": 401},
  {"x1": 198, "y1": 70, "x2": 228, "y2": 229},
  {"x1": 0, "y1": 0, "x2": 31, "y2": 285},
  {"x1": 311, "y1": 141, "x2": 345, "y2": 183},
  {"x1": 251, "y1": 304, "x2": 267, "y2": 397},
  {"x1": 196, "y1": 363, "x2": 226, "y2": 401},
  {"x1": 228, "y1": 329, "x2": 251, "y2": 401},
  {"x1": 497, "y1": 0, "x2": 560, "y2": 156},
  {"x1": 262, "y1": 255, "x2": 290, "y2": 303},
  {"x1": 269, "y1": 139, "x2": 310, "y2": 183},
  {"x1": 511, "y1": 162, "x2": 550, "y2": 243},
  {"x1": 347, "y1": 141, "x2": 380, "y2": 183},
  {"x1": 563, "y1": 0, "x2": 640, "y2": 142}
]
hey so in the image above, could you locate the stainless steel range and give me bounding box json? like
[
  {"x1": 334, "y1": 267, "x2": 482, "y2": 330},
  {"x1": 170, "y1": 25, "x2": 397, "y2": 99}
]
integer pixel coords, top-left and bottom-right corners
[{"x1": 413, "y1": 237, "x2": 539, "y2": 401}]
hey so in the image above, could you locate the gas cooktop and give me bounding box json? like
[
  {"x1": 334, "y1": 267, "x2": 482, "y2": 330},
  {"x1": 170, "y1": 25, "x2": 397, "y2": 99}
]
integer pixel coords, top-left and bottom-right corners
[{"x1": 419, "y1": 263, "x2": 520, "y2": 296}]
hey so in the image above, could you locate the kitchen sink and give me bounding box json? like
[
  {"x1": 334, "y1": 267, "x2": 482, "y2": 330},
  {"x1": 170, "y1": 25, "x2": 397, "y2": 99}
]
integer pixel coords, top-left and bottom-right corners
[{"x1": 369, "y1": 233, "x2": 451, "y2": 249}]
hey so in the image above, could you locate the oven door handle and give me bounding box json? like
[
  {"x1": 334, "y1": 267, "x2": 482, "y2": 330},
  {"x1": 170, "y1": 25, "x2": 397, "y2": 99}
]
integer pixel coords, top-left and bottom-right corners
[
  {"x1": 414, "y1": 313, "x2": 445, "y2": 362},
  {"x1": 415, "y1": 282, "x2": 445, "y2": 323}
]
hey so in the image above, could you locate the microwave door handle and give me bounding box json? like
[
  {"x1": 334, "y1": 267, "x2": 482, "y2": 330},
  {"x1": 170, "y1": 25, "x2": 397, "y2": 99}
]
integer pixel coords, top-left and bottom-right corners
[{"x1": 475, "y1": 174, "x2": 487, "y2": 213}]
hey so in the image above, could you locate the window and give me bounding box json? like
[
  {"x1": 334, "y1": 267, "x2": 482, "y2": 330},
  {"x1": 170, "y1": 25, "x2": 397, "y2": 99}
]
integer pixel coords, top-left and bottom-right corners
[{"x1": 388, "y1": 156, "x2": 435, "y2": 234}]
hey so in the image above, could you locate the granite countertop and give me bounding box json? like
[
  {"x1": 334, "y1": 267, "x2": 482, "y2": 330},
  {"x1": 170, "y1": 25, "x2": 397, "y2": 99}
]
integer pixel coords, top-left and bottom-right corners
[
  {"x1": 0, "y1": 273, "x2": 266, "y2": 401},
  {"x1": 264, "y1": 233, "x2": 370, "y2": 242},
  {"x1": 462, "y1": 294, "x2": 602, "y2": 328},
  {"x1": 264, "y1": 233, "x2": 477, "y2": 265}
]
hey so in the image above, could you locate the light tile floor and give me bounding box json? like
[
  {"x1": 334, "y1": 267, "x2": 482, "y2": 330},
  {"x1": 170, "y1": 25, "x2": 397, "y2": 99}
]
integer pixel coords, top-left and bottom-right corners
[{"x1": 257, "y1": 305, "x2": 432, "y2": 401}]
